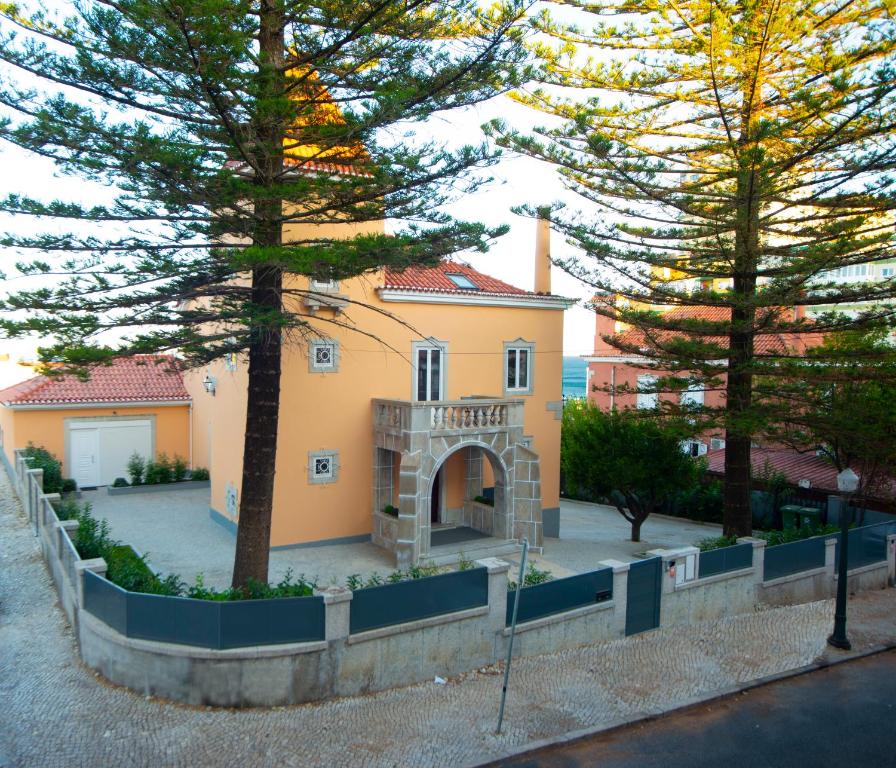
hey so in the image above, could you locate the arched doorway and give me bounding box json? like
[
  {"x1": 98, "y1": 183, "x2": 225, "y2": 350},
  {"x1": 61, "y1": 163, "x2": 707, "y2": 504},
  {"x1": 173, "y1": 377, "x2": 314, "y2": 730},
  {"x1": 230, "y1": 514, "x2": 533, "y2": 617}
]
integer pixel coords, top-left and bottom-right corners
[{"x1": 425, "y1": 442, "x2": 510, "y2": 552}]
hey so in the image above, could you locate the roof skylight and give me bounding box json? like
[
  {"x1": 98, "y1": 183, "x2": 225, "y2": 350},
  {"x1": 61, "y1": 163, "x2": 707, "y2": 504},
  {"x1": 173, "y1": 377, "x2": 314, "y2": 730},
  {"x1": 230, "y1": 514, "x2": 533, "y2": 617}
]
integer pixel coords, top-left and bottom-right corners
[{"x1": 446, "y1": 273, "x2": 479, "y2": 290}]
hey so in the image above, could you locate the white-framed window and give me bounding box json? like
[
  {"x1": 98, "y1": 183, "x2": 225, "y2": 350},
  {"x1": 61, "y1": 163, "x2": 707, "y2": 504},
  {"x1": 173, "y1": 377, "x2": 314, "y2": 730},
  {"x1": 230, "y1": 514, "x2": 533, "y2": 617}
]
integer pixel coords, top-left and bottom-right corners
[
  {"x1": 710, "y1": 437, "x2": 726, "y2": 451},
  {"x1": 504, "y1": 339, "x2": 534, "y2": 395},
  {"x1": 309, "y1": 339, "x2": 339, "y2": 373},
  {"x1": 309, "y1": 278, "x2": 339, "y2": 293},
  {"x1": 308, "y1": 450, "x2": 338, "y2": 484},
  {"x1": 413, "y1": 340, "x2": 447, "y2": 401},
  {"x1": 682, "y1": 440, "x2": 708, "y2": 457},
  {"x1": 680, "y1": 383, "x2": 705, "y2": 408},
  {"x1": 882, "y1": 266, "x2": 895, "y2": 278},
  {"x1": 831, "y1": 264, "x2": 869, "y2": 279},
  {"x1": 636, "y1": 374, "x2": 658, "y2": 409}
]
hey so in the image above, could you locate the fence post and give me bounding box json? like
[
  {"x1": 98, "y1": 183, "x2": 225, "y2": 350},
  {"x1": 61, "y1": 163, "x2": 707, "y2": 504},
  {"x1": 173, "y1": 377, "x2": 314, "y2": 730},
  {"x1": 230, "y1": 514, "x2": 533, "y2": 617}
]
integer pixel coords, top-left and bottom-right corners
[
  {"x1": 598, "y1": 559, "x2": 630, "y2": 637},
  {"x1": 737, "y1": 536, "x2": 767, "y2": 586},
  {"x1": 476, "y1": 557, "x2": 511, "y2": 636},
  {"x1": 26, "y1": 468, "x2": 43, "y2": 530},
  {"x1": 56, "y1": 519, "x2": 79, "y2": 555},
  {"x1": 314, "y1": 586, "x2": 352, "y2": 642},
  {"x1": 75, "y1": 558, "x2": 108, "y2": 607},
  {"x1": 887, "y1": 535, "x2": 896, "y2": 587}
]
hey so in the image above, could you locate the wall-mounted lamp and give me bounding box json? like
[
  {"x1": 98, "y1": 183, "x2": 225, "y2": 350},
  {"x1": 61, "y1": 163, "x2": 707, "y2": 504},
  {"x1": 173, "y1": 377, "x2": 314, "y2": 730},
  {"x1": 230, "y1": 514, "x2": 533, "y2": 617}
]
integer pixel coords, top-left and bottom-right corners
[{"x1": 202, "y1": 373, "x2": 217, "y2": 396}]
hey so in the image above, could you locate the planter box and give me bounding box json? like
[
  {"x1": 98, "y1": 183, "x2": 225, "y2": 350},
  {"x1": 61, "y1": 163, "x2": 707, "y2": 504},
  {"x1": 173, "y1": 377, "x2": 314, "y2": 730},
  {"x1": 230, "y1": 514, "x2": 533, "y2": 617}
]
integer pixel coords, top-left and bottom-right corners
[{"x1": 107, "y1": 480, "x2": 210, "y2": 496}]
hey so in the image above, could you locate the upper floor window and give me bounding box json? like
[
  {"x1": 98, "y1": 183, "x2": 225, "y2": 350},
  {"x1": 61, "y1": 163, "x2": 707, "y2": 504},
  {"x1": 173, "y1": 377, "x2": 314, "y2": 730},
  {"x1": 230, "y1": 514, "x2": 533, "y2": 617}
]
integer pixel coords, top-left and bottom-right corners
[
  {"x1": 504, "y1": 340, "x2": 534, "y2": 395},
  {"x1": 882, "y1": 266, "x2": 895, "y2": 278},
  {"x1": 309, "y1": 278, "x2": 339, "y2": 293},
  {"x1": 680, "y1": 383, "x2": 704, "y2": 408},
  {"x1": 636, "y1": 374, "x2": 658, "y2": 409},
  {"x1": 413, "y1": 341, "x2": 446, "y2": 401},
  {"x1": 830, "y1": 264, "x2": 869, "y2": 279}
]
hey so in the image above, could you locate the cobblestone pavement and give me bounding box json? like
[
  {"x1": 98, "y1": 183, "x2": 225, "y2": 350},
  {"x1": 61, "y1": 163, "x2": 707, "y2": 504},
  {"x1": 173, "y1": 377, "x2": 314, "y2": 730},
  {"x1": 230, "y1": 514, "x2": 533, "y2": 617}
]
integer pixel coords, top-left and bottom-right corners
[{"x1": 2, "y1": 472, "x2": 894, "y2": 768}]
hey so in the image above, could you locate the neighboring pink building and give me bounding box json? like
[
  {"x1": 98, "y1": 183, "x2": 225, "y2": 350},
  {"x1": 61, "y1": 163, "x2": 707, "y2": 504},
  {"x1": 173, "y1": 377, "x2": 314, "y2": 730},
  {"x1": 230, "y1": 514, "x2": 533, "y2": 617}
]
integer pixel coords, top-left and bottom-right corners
[{"x1": 583, "y1": 300, "x2": 824, "y2": 453}]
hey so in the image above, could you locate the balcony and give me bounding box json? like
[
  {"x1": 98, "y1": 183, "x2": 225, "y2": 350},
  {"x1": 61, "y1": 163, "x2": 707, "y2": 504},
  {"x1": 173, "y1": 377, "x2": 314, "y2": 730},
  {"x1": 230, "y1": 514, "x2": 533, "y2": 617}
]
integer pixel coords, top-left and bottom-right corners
[{"x1": 373, "y1": 397, "x2": 524, "y2": 440}]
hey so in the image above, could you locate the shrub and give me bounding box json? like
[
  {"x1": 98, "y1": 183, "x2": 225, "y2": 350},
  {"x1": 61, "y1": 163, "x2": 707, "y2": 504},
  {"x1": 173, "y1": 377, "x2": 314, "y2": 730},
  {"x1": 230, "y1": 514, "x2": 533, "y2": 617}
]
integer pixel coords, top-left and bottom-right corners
[
  {"x1": 105, "y1": 545, "x2": 183, "y2": 596},
  {"x1": 126, "y1": 452, "x2": 145, "y2": 485},
  {"x1": 190, "y1": 467, "x2": 210, "y2": 481},
  {"x1": 758, "y1": 523, "x2": 839, "y2": 547},
  {"x1": 143, "y1": 460, "x2": 158, "y2": 484},
  {"x1": 154, "y1": 452, "x2": 173, "y2": 483},
  {"x1": 698, "y1": 534, "x2": 739, "y2": 552},
  {"x1": 382, "y1": 504, "x2": 398, "y2": 517},
  {"x1": 22, "y1": 443, "x2": 63, "y2": 493},
  {"x1": 508, "y1": 563, "x2": 553, "y2": 591},
  {"x1": 185, "y1": 569, "x2": 314, "y2": 601},
  {"x1": 473, "y1": 495, "x2": 494, "y2": 507},
  {"x1": 112, "y1": 477, "x2": 129, "y2": 488},
  {"x1": 172, "y1": 454, "x2": 188, "y2": 482},
  {"x1": 52, "y1": 498, "x2": 84, "y2": 521},
  {"x1": 61, "y1": 478, "x2": 77, "y2": 495},
  {"x1": 74, "y1": 504, "x2": 113, "y2": 560}
]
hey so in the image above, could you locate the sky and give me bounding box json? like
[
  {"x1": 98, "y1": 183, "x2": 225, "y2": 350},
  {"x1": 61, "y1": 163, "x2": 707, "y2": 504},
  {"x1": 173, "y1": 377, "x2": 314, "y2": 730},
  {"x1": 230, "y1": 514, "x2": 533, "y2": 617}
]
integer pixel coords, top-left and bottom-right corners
[{"x1": 0, "y1": 5, "x2": 601, "y2": 364}]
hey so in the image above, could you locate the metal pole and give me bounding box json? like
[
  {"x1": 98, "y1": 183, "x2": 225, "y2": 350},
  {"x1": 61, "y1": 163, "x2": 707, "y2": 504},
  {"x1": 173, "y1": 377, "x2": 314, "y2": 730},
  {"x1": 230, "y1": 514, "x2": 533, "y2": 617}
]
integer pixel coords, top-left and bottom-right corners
[
  {"x1": 828, "y1": 494, "x2": 852, "y2": 650},
  {"x1": 497, "y1": 537, "x2": 528, "y2": 734}
]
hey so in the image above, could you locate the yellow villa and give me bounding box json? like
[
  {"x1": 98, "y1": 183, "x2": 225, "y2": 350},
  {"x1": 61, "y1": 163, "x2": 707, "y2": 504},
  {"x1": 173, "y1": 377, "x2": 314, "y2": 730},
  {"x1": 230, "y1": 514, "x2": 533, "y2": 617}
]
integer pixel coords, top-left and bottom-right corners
[{"x1": 186, "y1": 220, "x2": 574, "y2": 567}]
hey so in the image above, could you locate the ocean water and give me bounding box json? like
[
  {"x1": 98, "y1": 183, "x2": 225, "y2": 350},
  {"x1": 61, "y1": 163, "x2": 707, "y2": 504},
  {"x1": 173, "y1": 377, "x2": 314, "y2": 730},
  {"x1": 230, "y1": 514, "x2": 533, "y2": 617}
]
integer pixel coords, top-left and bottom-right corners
[{"x1": 562, "y1": 356, "x2": 587, "y2": 398}]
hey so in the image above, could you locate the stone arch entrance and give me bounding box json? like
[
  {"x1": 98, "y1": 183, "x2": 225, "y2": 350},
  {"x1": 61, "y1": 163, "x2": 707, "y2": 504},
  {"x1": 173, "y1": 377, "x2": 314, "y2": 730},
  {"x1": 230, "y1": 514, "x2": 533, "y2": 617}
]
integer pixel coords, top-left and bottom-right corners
[
  {"x1": 425, "y1": 441, "x2": 511, "y2": 544},
  {"x1": 372, "y1": 399, "x2": 543, "y2": 568}
]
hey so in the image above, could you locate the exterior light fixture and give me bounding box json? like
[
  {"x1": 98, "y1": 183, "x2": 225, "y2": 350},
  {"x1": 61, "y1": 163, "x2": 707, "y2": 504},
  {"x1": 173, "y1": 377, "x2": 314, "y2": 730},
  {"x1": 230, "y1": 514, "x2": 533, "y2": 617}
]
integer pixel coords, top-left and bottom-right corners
[{"x1": 202, "y1": 373, "x2": 217, "y2": 396}]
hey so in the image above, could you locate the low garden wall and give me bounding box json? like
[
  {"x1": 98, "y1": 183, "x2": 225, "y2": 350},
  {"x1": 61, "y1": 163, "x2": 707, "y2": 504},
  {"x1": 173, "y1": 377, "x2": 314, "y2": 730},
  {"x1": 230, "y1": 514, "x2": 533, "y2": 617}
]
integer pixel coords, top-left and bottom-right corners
[{"x1": 3, "y1": 427, "x2": 894, "y2": 708}]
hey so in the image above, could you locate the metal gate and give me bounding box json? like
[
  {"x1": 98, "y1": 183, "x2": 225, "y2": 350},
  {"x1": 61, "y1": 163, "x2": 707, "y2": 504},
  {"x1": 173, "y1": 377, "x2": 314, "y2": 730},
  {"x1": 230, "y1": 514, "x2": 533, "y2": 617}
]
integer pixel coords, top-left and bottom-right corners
[{"x1": 625, "y1": 556, "x2": 662, "y2": 636}]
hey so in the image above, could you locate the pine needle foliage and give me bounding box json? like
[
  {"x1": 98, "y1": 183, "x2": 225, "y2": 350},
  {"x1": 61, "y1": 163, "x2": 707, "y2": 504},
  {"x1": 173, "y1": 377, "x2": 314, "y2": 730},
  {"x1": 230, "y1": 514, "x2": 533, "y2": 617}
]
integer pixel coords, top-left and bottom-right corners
[
  {"x1": 0, "y1": 0, "x2": 532, "y2": 584},
  {"x1": 493, "y1": 0, "x2": 896, "y2": 535}
]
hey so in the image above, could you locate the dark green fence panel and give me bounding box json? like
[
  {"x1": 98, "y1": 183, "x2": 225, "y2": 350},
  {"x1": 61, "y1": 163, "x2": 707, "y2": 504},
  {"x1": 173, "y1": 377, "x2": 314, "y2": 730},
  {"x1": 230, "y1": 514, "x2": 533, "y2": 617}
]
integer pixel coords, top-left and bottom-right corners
[
  {"x1": 349, "y1": 566, "x2": 488, "y2": 634},
  {"x1": 763, "y1": 537, "x2": 826, "y2": 581},
  {"x1": 698, "y1": 543, "x2": 753, "y2": 579},
  {"x1": 834, "y1": 521, "x2": 896, "y2": 571},
  {"x1": 83, "y1": 570, "x2": 128, "y2": 634},
  {"x1": 219, "y1": 597, "x2": 325, "y2": 648},
  {"x1": 505, "y1": 568, "x2": 612, "y2": 626},
  {"x1": 625, "y1": 557, "x2": 662, "y2": 636},
  {"x1": 83, "y1": 572, "x2": 325, "y2": 649}
]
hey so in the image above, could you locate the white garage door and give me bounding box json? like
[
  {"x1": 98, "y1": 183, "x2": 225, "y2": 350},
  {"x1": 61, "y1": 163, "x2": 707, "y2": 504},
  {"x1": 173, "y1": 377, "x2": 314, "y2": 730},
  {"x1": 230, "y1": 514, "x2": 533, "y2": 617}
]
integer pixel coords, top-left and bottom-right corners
[{"x1": 68, "y1": 420, "x2": 153, "y2": 488}]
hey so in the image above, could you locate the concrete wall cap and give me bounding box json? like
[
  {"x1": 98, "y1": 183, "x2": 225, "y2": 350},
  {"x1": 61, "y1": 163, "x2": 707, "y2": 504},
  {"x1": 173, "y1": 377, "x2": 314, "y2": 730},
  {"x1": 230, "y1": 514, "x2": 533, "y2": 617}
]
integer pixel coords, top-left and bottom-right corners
[
  {"x1": 475, "y1": 557, "x2": 511, "y2": 574},
  {"x1": 647, "y1": 546, "x2": 699, "y2": 560},
  {"x1": 598, "y1": 559, "x2": 631, "y2": 573},
  {"x1": 57, "y1": 519, "x2": 78, "y2": 532},
  {"x1": 75, "y1": 557, "x2": 107, "y2": 574},
  {"x1": 313, "y1": 586, "x2": 353, "y2": 604},
  {"x1": 737, "y1": 536, "x2": 767, "y2": 548}
]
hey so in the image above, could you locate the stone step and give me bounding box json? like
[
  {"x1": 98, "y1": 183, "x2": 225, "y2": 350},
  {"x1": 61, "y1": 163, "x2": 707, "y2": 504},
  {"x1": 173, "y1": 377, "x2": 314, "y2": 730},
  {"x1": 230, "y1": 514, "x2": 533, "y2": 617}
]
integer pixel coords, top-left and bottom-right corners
[{"x1": 425, "y1": 538, "x2": 521, "y2": 567}]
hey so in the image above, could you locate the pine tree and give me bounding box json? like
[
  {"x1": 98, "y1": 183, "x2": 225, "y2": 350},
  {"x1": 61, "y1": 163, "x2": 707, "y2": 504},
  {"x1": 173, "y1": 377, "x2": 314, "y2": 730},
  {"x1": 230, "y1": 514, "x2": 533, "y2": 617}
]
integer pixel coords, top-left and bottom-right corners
[
  {"x1": 493, "y1": 0, "x2": 896, "y2": 536},
  {"x1": 0, "y1": 0, "x2": 530, "y2": 585}
]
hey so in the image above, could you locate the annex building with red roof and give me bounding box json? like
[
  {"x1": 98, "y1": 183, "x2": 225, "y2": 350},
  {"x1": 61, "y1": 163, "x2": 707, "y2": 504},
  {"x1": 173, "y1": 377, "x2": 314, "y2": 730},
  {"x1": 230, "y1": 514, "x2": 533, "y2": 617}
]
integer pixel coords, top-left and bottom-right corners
[{"x1": 0, "y1": 356, "x2": 192, "y2": 488}]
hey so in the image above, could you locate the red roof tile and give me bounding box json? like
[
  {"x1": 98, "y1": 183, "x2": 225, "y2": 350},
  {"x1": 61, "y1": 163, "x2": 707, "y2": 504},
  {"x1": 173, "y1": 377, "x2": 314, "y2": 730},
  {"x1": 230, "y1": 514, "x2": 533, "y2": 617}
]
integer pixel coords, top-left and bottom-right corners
[
  {"x1": 0, "y1": 355, "x2": 190, "y2": 406},
  {"x1": 383, "y1": 260, "x2": 530, "y2": 296},
  {"x1": 705, "y1": 444, "x2": 894, "y2": 497},
  {"x1": 615, "y1": 305, "x2": 824, "y2": 356}
]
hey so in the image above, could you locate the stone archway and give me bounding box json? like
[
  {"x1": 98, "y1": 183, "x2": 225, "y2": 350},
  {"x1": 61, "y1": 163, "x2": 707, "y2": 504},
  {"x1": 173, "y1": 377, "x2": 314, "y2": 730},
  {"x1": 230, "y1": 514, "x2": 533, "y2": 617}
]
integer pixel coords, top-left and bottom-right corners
[{"x1": 372, "y1": 398, "x2": 544, "y2": 568}]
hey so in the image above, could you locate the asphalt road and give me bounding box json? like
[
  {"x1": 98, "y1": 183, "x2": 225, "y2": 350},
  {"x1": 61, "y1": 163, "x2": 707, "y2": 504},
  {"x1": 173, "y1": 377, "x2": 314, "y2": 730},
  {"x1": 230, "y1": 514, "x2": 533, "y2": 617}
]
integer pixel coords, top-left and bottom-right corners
[{"x1": 494, "y1": 650, "x2": 896, "y2": 768}]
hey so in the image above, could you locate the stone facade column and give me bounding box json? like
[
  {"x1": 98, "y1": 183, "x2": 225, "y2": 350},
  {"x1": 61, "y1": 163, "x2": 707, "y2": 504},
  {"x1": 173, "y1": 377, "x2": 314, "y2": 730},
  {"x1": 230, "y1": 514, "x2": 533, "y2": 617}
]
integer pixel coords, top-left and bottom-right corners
[
  {"x1": 509, "y1": 444, "x2": 542, "y2": 550},
  {"x1": 396, "y1": 450, "x2": 422, "y2": 569},
  {"x1": 464, "y1": 447, "x2": 483, "y2": 502},
  {"x1": 598, "y1": 559, "x2": 630, "y2": 637}
]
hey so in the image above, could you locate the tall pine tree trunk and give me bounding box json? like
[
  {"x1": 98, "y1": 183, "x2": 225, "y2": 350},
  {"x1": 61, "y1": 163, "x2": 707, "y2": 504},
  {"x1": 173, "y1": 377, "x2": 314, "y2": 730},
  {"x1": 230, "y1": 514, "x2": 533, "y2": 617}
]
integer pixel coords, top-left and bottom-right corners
[
  {"x1": 724, "y1": 12, "x2": 763, "y2": 539},
  {"x1": 232, "y1": 0, "x2": 286, "y2": 588}
]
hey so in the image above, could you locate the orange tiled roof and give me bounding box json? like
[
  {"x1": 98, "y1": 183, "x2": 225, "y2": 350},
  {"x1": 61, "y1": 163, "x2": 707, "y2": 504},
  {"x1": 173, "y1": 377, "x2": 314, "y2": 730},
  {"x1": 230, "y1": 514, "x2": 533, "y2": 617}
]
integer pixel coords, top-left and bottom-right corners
[
  {"x1": 383, "y1": 260, "x2": 530, "y2": 296},
  {"x1": 0, "y1": 355, "x2": 190, "y2": 406},
  {"x1": 615, "y1": 305, "x2": 824, "y2": 356}
]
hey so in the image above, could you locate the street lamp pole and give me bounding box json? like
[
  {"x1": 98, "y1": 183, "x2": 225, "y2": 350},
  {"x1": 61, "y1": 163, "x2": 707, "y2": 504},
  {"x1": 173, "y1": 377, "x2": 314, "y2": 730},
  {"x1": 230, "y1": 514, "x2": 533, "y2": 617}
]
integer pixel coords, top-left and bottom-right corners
[{"x1": 828, "y1": 468, "x2": 858, "y2": 650}]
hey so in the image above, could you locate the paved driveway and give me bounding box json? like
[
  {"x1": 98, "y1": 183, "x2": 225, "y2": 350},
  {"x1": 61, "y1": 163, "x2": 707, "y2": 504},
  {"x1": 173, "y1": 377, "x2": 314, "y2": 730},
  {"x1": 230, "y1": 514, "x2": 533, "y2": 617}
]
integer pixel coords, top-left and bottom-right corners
[{"x1": 82, "y1": 489, "x2": 723, "y2": 587}]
